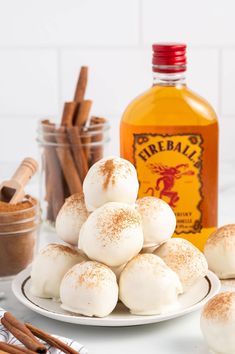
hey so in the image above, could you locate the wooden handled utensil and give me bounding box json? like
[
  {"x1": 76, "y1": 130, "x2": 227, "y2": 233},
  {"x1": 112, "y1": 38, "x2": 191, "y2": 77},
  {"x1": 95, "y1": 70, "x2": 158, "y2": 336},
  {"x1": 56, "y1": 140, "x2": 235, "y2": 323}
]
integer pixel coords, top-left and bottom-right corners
[{"x1": 0, "y1": 158, "x2": 38, "y2": 204}]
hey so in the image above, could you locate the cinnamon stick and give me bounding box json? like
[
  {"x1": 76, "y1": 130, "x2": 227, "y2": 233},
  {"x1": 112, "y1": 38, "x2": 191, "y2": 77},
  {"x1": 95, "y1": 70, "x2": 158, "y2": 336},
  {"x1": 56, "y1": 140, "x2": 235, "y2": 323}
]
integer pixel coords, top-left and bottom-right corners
[
  {"x1": 1, "y1": 318, "x2": 46, "y2": 354},
  {"x1": 67, "y1": 127, "x2": 89, "y2": 181},
  {"x1": 80, "y1": 131, "x2": 91, "y2": 164},
  {"x1": 41, "y1": 122, "x2": 65, "y2": 221},
  {"x1": 0, "y1": 350, "x2": 8, "y2": 354},
  {"x1": 55, "y1": 128, "x2": 83, "y2": 195},
  {"x1": 89, "y1": 116, "x2": 107, "y2": 165},
  {"x1": 74, "y1": 66, "x2": 88, "y2": 103},
  {"x1": 74, "y1": 100, "x2": 92, "y2": 127},
  {"x1": 0, "y1": 342, "x2": 37, "y2": 354},
  {"x1": 61, "y1": 102, "x2": 78, "y2": 127},
  {"x1": 3, "y1": 313, "x2": 36, "y2": 341},
  {"x1": 26, "y1": 323, "x2": 80, "y2": 354}
]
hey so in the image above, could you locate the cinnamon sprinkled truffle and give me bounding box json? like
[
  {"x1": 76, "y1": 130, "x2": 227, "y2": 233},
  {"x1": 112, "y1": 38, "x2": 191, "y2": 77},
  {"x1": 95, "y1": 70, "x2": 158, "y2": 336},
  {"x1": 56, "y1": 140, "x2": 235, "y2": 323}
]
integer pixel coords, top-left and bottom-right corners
[
  {"x1": 99, "y1": 158, "x2": 132, "y2": 190},
  {"x1": 201, "y1": 292, "x2": 235, "y2": 354},
  {"x1": 65, "y1": 261, "x2": 114, "y2": 289},
  {"x1": 136, "y1": 196, "x2": 176, "y2": 249},
  {"x1": 56, "y1": 193, "x2": 89, "y2": 246},
  {"x1": 119, "y1": 254, "x2": 182, "y2": 315},
  {"x1": 206, "y1": 224, "x2": 235, "y2": 246},
  {"x1": 79, "y1": 202, "x2": 143, "y2": 267},
  {"x1": 83, "y1": 156, "x2": 139, "y2": 211},
  {"x1": 99, "y1": 158, "x2": 115, "y2": 190},
  {"x1": 96, "y1": 206, "x2": 141, "y2": 243},
  {"x1": 204, "y1": 224, "x2": 235, "y2": 279},
  {"x1": 202, "y1": 292, "x2": 235, "y2": 321},
  {"x1": 40, "y1": 243, "x2": 79, "y2": 257},
  {"x1": 60, "y1": 261, "x2": 118, "y2": 317},
  {"x1": 30, "y1": 243, "x2": 86, "y2": 300},
  {"x1": 155, "y1": 238, "x2": 208, "y2": 291}
]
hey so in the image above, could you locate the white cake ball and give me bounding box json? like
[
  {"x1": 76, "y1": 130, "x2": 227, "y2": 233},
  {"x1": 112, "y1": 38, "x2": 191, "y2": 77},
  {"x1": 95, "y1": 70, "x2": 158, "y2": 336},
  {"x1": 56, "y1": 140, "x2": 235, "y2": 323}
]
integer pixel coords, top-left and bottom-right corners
[
  {"x1": 55, "y1": 193, "x2": 89, "y2": 246},
  {"x1": 79, "y1": 202, "x2": 143, "y2": 267},
  {"x1": 83, "y1": 156, "x2": 139, "y2": 211},
  {"x1": 30, "y1": 244, "x2": 86, "y2": 300},
  {"x1": 201, "y1": 292, "x2": 235, "y2": 354},
  {"x1": 204, "y1": 225, "x2": 235, "y2": 279},
  {"x1": 155, "y1": 238, "x2": 208, "y2": 291},
  {"x1": 119, "y1": 254, "x2": 182, "y2": 315},
  {"x1": 60, "y1": 261, "x2": 118, "y2": 317},
  {"x1": 136, "y1": 196, "x2": 176, "y2": 249}
]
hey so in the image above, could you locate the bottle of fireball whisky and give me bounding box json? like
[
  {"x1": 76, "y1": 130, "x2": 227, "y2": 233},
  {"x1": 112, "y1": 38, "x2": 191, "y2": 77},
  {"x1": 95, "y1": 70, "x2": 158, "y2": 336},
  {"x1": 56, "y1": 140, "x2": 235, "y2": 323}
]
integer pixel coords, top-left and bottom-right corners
[{"x1": 120, "y1": 43, "x2": 218, "y2": 251}]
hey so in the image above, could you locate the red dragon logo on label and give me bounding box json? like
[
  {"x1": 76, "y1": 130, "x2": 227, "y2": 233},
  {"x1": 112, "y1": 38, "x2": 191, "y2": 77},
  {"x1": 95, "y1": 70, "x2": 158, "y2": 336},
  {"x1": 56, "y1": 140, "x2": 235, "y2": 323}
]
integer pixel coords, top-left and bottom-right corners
[{"x1": 145, "y1": 163, "x2": 195, "y2": 208}]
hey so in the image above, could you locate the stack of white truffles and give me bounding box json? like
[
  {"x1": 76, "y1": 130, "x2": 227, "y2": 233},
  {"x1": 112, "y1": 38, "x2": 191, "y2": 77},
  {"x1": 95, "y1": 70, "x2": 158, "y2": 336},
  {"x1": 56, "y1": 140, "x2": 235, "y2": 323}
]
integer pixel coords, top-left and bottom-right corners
[{"x1": 30, "y1": 156, "x2": 208, "y2": 318}]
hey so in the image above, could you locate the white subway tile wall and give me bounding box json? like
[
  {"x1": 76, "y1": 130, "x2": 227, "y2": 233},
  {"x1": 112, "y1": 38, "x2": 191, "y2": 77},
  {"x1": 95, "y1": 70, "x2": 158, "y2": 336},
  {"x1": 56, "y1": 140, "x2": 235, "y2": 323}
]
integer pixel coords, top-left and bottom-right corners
[{"x1": 0, "y1": 0, "x2": 233, "y2": 165}]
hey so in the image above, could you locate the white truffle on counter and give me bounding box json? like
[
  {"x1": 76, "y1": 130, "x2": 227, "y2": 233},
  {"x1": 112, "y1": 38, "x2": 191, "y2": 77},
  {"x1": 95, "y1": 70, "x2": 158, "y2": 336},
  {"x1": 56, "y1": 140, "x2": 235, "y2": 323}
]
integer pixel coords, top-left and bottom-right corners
[
  {"x1": 201, "y1": 292, "x2": 235, "y2": 354},
  {"x1": 204, "y1": 224, "x2": 235, "y2": 279}
]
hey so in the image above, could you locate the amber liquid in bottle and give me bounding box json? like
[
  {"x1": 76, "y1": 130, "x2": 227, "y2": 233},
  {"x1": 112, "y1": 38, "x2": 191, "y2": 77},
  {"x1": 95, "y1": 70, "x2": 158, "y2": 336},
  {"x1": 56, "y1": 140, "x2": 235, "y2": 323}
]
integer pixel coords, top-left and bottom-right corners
[{"x1": 120, "y1": 65, "x2": 218, "y2": 251}]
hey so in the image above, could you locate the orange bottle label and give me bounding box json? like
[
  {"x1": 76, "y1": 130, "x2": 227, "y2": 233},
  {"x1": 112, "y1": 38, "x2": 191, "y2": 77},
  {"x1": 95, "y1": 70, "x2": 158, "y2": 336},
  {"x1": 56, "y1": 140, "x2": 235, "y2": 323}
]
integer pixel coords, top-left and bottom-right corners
[{"x1": 134, "y1": 133, "x2": 203, "y2": 235}]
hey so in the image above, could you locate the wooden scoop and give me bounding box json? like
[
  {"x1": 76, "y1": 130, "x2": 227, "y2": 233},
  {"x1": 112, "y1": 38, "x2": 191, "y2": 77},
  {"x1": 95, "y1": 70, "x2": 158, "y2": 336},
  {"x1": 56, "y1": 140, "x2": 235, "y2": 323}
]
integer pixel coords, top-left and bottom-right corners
[{"x1": 0, "y1": 158, "x2": 38, "y2": 204}]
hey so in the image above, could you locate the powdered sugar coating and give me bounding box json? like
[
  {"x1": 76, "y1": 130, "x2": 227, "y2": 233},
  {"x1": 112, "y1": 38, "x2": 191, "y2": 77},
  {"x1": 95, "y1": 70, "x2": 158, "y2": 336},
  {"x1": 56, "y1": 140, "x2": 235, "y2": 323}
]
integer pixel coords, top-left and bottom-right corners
[{"x1": 155, "y1": 238, "x2": 208, "y2": 291}]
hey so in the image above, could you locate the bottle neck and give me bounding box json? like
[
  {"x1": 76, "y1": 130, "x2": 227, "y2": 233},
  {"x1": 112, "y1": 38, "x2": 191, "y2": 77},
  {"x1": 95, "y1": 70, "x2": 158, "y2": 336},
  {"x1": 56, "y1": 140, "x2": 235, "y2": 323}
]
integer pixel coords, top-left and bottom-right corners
[{"x1": 153, "y1": 71, "x2": 186, "y2": 87}]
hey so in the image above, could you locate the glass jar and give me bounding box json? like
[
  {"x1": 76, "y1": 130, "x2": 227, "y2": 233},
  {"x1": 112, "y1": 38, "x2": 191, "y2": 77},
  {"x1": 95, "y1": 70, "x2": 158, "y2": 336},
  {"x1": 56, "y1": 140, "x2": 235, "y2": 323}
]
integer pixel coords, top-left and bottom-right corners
[
  {"x1": 0, "y1": 196, "x2": 40, "y2": 280},
  {"x1": 37, "y1": 119, "x2": 110, "y2": 226}
]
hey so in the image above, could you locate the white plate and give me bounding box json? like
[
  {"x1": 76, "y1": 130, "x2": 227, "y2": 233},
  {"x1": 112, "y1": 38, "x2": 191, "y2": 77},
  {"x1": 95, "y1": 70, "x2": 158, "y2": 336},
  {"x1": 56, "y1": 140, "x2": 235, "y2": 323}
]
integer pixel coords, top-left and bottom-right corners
[
  {"x1": 0, "y1": 308, "x2": 88, "y2": 353},
  {"x1": 12, "y1": 267, "x2": 220, "y2": 327}
]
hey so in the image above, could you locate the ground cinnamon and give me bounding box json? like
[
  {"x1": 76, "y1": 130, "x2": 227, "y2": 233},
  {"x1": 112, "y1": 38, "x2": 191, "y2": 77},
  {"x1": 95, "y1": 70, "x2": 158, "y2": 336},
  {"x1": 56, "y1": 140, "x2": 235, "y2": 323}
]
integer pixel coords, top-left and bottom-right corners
[{"x1": 0, "y1": 196, "x2": 40, "y2": 278}]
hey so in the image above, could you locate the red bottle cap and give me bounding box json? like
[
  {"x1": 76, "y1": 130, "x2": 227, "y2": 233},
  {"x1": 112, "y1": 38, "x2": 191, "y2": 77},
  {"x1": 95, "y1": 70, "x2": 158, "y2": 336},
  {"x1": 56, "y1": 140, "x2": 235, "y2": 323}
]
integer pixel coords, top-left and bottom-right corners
[{"x1": 152, "y1": 43, "x2": 187, "y2": 73}]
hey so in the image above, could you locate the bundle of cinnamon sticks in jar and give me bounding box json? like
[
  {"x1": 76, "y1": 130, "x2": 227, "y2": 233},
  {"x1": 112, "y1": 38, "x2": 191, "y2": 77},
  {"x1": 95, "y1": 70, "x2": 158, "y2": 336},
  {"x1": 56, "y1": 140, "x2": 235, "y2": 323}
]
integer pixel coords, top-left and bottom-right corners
[{"x1": 38, "y1": 66, "x2": 109, "y2": 224}]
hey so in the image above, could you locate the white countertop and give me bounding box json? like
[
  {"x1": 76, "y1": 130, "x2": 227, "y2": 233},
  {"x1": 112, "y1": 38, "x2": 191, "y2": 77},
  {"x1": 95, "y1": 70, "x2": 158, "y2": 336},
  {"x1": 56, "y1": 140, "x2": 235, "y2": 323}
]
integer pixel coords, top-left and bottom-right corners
[{"x1": 0, "y1": 160, "x2": 235, "y2": 354}]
